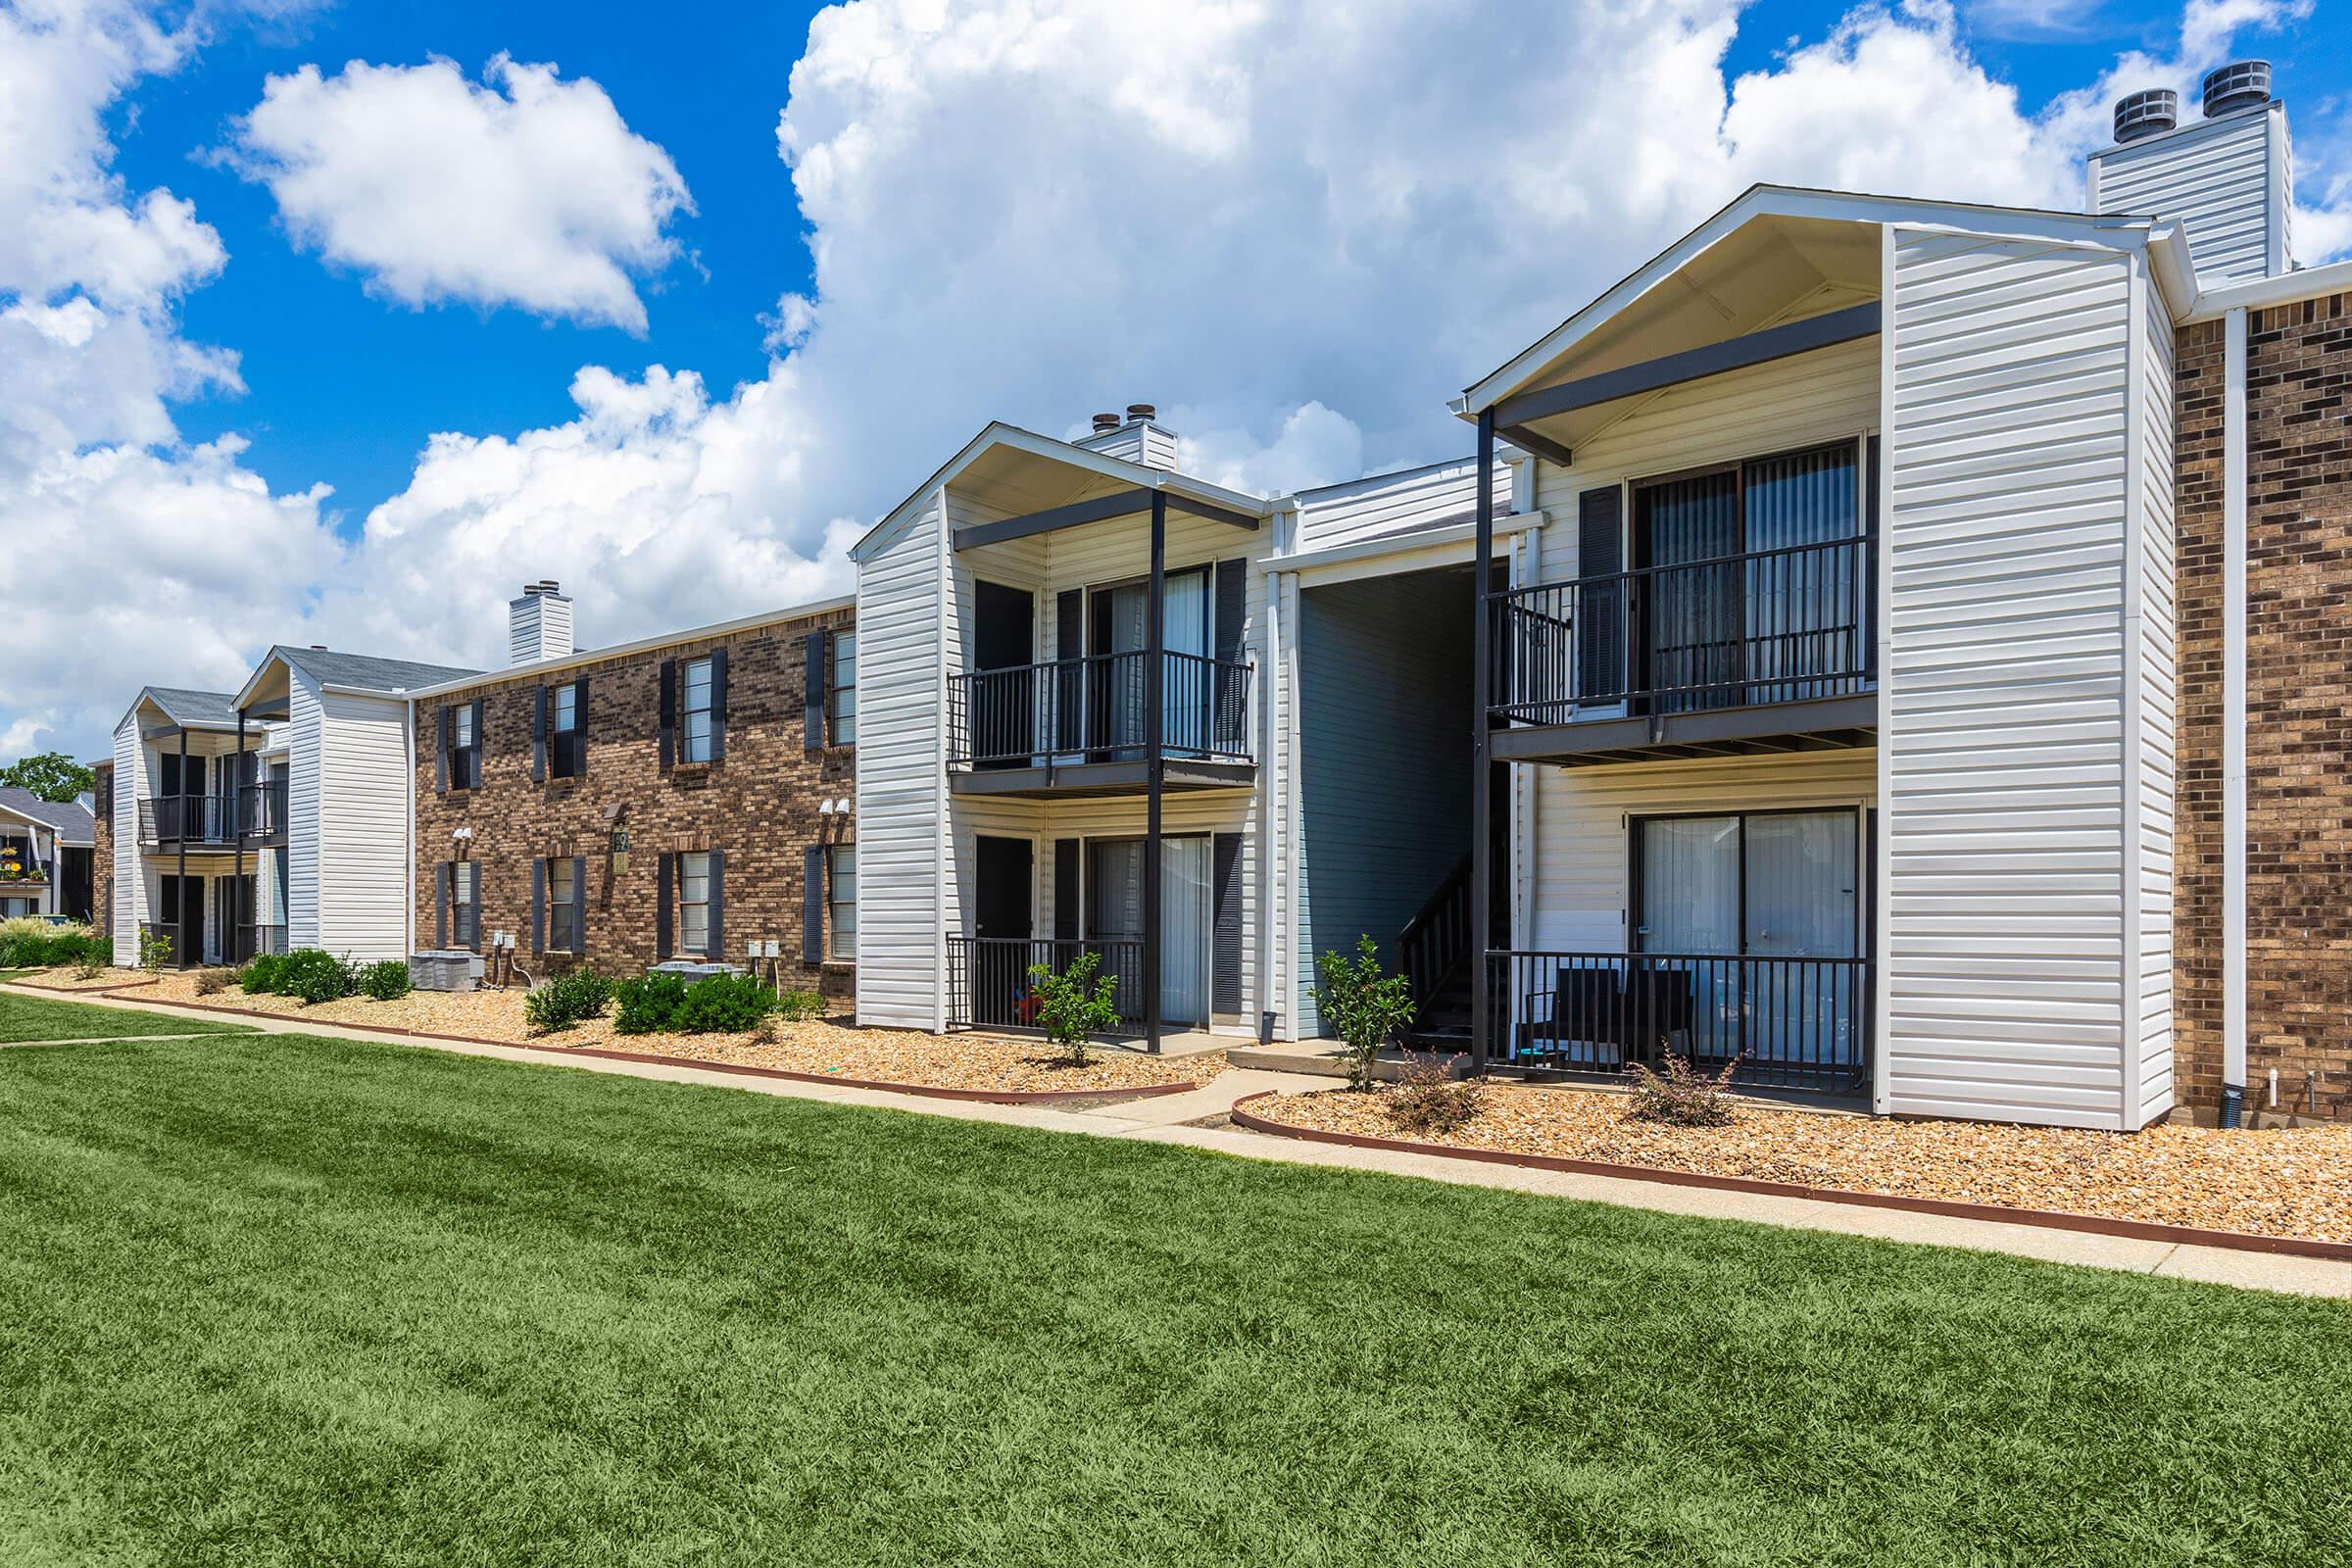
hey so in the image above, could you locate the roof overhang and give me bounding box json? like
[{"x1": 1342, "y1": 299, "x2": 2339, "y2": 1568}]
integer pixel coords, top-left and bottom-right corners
[
  {"x1": 402, "y1": 593, "x2": 857, "y2": 702},
  {"x1": 231, "y1": 651, "x2": 294, "y2": 714}
]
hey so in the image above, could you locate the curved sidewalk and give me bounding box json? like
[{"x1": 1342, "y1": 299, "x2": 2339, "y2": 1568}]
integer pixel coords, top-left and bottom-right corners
[{"x1": 9, "y1": 981, "x2": 2349, "y2": 1299}]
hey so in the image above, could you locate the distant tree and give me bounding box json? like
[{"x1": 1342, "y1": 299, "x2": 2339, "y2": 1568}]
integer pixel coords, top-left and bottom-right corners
[{"x1": 0, "y1": 752, "x2": 96, "y2": 804}]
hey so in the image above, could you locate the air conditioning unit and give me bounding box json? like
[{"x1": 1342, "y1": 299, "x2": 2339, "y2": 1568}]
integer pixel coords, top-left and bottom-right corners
[
  {"x1": 649, "y1": 959, "x2": 743, "y2": 979},
  {"x1": 410, "y1": 950, "x2": 483, "y2": 992}
]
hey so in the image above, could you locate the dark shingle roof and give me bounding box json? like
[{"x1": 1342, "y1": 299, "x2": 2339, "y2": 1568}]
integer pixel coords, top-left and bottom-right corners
[
  {"x1": 145, "y1": 687, "x2": 241, "y2": 728},
  {"x1": 0, "y1": 788, "x2": 94, "y2": 845},
  {"x1": 273, "y1": 646, "x2": 479, "y2": 694}
]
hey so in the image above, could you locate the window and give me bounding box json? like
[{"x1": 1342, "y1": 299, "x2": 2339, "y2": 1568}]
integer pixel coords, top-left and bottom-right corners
[
  {"x1": 552, "y1": 680, "x2": 585, "y2": 778},
  {"x1": 452, "y1": 861, "x2": 479, "y2": 949},
  {"x1": 681, "y1": 658, "x2": 714, "y2": 763},
  {"x1": 549, "y1": 858, "x2": 580, "y2": 952},
  {"x1": 680, "y1": 851, "x2": 711, "y2": 955},
  {"x1": 827, "y1": 845, "x2": 857, "y2": 960},
  {"x1": 448, "y1": 703, "x2": 481, "y2": 789},
  {"x1": 828, "y1": 632, "x2": 858, "y2": 746}
]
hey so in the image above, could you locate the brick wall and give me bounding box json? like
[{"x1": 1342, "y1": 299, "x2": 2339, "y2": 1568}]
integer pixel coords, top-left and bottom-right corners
[
  {"x1": 411, "y1": 606, "x2": 857, "y2": 1002},
  {"x1": 2175, "y1": 296, "x2": 2352, "y2": 1119},
  {"x1": 90, "y1": 760, "x2": 114, "y2": 939}
]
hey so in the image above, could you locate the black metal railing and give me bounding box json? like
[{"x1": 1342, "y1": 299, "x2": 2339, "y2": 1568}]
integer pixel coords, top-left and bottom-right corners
[
  {"x1": 138, "y1": 795, "x2": 238, "y2": 845},
  {"x1": 136, "y1": 920, "x2": 194, "y2": 969},
  {"x1": 1489, "y1": 535, "x2": 1874, "y2": 724},
  {"x1": 240, "y1": 779, "x2": 289, "y2": 839},
  {"x1": 950, "y1": 650, "x2": 1252, "y2": 769},
  {"x1": 946, "y1": 936, "x2": 1150, "y2": 1035},
  {"x1": 1485, "y1": 950, "x2": 1871, "y2": 1096},
  {"x1": 237, "y1": 923, "x2": 288, "y2": 962},
  {"x1": 1397, "y1": 855, "x2": 1472, "y2": 1024}
]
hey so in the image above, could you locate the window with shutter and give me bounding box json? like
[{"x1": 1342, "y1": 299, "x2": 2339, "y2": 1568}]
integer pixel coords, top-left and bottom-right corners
[
  {"x1": 827, "y1": 633, "x2": 858, "y2": 746},
  {"x1": 827, "y1": 845, "x2": 857, "y2": 960},
  {"x1": 679, "y1": 851, "x2": 711, "y2": 953},
  {"x1": 549, "y1": 857, "x2": 580, "y2": 952},
  {"x1": 681, "y1": 659, "x2": 715, "y2": 763}
]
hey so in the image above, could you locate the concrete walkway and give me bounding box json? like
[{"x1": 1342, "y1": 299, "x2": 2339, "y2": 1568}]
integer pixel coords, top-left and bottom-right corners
[{"x1": 9, "y1": 982, "x2": 2350, "y2": 1299}]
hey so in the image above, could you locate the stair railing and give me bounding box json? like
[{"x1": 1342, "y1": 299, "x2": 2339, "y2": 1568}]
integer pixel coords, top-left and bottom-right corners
[{"x1": 1396, "y1": 854, "x2": 1474, "y2": 1025}]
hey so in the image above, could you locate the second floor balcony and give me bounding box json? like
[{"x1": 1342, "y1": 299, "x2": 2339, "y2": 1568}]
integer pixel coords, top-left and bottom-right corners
[
  {"x1": 949, "y1": 649, "x2": 1255, "y2": 796},
  {"x1": 1488, "y1": 533, "x2": 1877, "y2": 765},
  {"x1": 138, "y1": 779, "x2": 291, "y2": 848}
]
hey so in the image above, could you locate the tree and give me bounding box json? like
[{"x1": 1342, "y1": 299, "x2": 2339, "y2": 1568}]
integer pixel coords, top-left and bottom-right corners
[{"x1": 0, "y1": 752, "x2": 95, "y2": 805}]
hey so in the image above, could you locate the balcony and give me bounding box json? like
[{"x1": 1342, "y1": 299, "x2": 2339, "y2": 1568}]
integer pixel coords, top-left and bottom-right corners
[
  {"x1": 947, "y1": 936, "x2": 1150, "y2": 1035},
  {"x1": 1487, "y1": 950, "x2": 1872, "y2": 1099},
  {"x1": 1487, "y1": 534, "x2": 1876, "y2": 765},
  {"x1": 240, "y1": 779, "x2": 289, "y2": 843},
  {"x1": 948, "y1": 650, "x2": 1254, "y2": 797},
  {"x1": 138, "y1": 795, "x2": 239, "y2": 847}
]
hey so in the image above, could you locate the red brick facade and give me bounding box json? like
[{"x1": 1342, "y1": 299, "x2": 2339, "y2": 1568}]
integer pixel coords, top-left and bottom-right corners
[
  {"x1": 411, "y1": 605, "x2": 857, "y2": 1002},
  {"x1": 89, "y1": 760, "x2": 114, "y2": 936},
  {"x1": 2175, "y1": 296, "x2": 2352, "y2": 1119}
]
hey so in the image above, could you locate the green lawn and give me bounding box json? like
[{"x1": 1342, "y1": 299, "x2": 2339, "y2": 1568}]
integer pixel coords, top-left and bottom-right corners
[
  {"x1": 0, "y1": 1036, "x2": 2346, "y2": 1567},
  {"x1": 0, "y1": 988, "x2": 255, "y2": 1043}
]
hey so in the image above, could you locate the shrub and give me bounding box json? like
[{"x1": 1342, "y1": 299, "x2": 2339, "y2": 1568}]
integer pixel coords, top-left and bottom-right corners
[
  {"x1": 1386, "y1": 1051, "x2": 1488, "y2": 1137},
  {"x1": 1312, "y1": 935, "x2": 1417, "y2": 1091},
  {"x1": 775, "y1": 988, "x2": 823, "y2": 1022},
  {"x1": 671, "y1": 972, "x2": 778, "y2": 1034},
  {"x1": 279, "y1": 949, "x2": 361, "y2": 1006},
  {"x1": 612, "y1": 972, "x2": 690, "y2": 1035},
  {"x1": 526, "y1": 969, "x2": 613, "y2": 1034},
  {"x1": 238, "y1": 952, "x2": 290, "y2": 995},
  {"x1": 360, "y1": 959, "x2": 414, "y2": 1002},
  {"x1": 0, "y1": 917, "x2": 106, "y2": 970},
  {"x1": 1625, "y1": 1050, "x2": 1745, "y2": 1128},
  {"x1": 137, "y1": 925, "x2": 172, "y2": 974},
  {"x1": 1025, "y1": 951, "x2": 1120, "y2": 1067},
  {"x1": 192, "y1": 967, "x2": 235, "y2": 997}
]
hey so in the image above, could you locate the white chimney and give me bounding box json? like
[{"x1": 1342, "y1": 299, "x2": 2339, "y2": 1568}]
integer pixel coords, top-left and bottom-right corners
[
  {"x1": 1077, "y1": 402, "x2": 1179, "y2": 470},
  {"x1": 2088, "y1": 61, "x2": 2292, "y2": 285},
  {"x1": 508, "y1": 580, "x2": 574, "y2": 665}
]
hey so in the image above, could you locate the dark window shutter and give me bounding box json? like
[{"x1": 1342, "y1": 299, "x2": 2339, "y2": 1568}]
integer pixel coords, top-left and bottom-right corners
[
  {"x1": 804, "y1": 630, "x2": 828, "y2": 749},
  {"x1": 435, "y1": 861, "x2": 449, "y2": 949},
  {"x1": 469, "y1": 700, "x2": 485, "y2": 788},
  {"x1": 1213, "y1": 560, "x2": 1246, "y2": 662},
  {"x1": 709, "y1": 648, "x2": 729, "y2": 762},
  {"x1": 187, "y1": 755, "x2": 205, "y2": 796},
  {"x1": 1054, "y1": 592, "x2": 1084, "y2": 753},
  {"x1": 435, "y1": 707, "x2": 450, "y2": 793},
  {"x1": 1212, "y1": 832, "x2": 1243, "y2": 1015},
  {"x1": 1576, "y1": 485, "x2": 1626, "y2": 702},
  {"x1": 804, "y1": 843, "x2": 825, "y2": 963},
  {"x1": 1212, "y1": 560, "x2": 1247, "y2": 750},
  {"x1": 655, "y1": 853, "x2": 673, "y2": 959},
  {"x1": 532, "y1": 687, "x2": 548, "y2": 782},
  {"x1": 658, "y1": 660, "x2": 676, "y2": 772},
  {"x1": 571, "y1": 676, "x2": 591, "y2": 776},
  {"x1": 706, "y1": 849, "x2": 725, "y2": 958},
  {"x1": 530, "y1": 858, "x2": 546, "y2": 954},
  {"x1": 1054, "y1": 839, "x2": 1080, "y2": 941},
  {"x1": 570, "y1": 857, "x2": 588, "y2": 950}
]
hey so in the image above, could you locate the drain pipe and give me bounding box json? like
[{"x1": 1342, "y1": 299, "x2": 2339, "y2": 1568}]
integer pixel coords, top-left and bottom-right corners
[{"x1": 2221, "y1": 307, "x2": 2249, "y2": 1129}]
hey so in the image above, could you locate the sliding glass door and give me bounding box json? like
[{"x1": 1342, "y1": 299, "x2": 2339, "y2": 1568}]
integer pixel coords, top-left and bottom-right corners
[
  {"x1": 1085, "y1": 835, "x2": 1211, "y2": 1026},
  {"x1": 1091, "y1": 567, "x2": 1209, "y2": 758}
]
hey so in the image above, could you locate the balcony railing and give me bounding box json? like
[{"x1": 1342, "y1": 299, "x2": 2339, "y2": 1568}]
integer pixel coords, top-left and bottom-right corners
[
  {"x1": 949, "y1": 650, "x2": 1252, "y2": 769},
  {"x1": 1486, "y1": 950, "x2": 1872, "y2": 1097},
  {"x1": 946, "y1": 936, "x2": 1149, "y2": 1035},
  {"x1": 240, "y1": 779, "x2": 289, "y2": 839},
  {"x1": 138, "y1": 795, "x2": 238, "y2": 846},
  {"x1": 1489, "y1": 535, "x2": 1874, "y2": 724},
  {"x1": 237, "y1": 922, "x2": 288, "y2": 962}
]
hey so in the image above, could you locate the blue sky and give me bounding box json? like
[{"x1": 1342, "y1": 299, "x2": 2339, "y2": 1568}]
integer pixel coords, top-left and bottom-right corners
[{"x1": 8, "y1": 0, "x2": 2350, "y2": 760}]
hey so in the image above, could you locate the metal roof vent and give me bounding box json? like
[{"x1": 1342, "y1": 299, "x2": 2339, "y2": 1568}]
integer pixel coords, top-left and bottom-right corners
[
  {"x1": 2113, "y1": 88, "x2": 2178, "y2": 144},
  {"x1": 2202, "y1": 60, "x2": 2272, "y2": 119},
  {"x1": 1125, "y1": 403, "x2": 1156, "y2": 423},
  {"x1": 1091, "y1": 412, "x2": 1121, "y2": 434}
]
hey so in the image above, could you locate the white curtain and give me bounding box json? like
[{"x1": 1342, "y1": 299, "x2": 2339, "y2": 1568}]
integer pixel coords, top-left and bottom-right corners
[
  {"x1": 1159, "y1": 836, "x2": 1210, "y2": 1025},
  {"x1": 1638, "y1": 815, "x2": 1740, "y2": 954}
]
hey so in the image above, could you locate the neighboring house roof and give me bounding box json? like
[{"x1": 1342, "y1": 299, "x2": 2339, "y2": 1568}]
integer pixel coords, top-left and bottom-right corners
[
  {"x1": 0, "y1": 788, "x2": 94, "y2": 847},
  {"x1": 403, "y1": 594, "x2": 856, "y2": 701}
]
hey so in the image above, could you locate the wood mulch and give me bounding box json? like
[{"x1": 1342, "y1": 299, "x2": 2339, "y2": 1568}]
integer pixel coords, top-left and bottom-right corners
[
  {"x1": 1250, "y1": 1082, "x2": 2352, "y2": 1244},
  {"x1": 11, "y1": 969, "x2": 1219, "y2": 1097}
]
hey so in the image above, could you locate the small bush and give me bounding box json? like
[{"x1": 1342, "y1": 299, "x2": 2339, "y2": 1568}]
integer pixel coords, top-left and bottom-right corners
[
  {"x1": 746, "y1": 1015, "x2": 780, "y2": 1045},
  {"x1": 775, "y1": 988, "x2": 823, "y2": 1022},
  {"x1": 526, "y1": 969, "x2": 613, "y2": 1035},
  {"x1": 0, "y1": 917, "x2": 107, "y2": 970},
  {"x1": 192, "y1": 967, "x2": 235, "y2": 997},
  {"x1": 1025, "y1": 951, "x2": 1120, "y2": 1067},
  {"x1": 1386, "y1": 1051, "x2": 1489, "y2": 1138},
  {"x1": 137, "y1": 925, "x2": 172, "y2": 974},
  {"x1": 1625, "y1": 1050, "x2": 1744, "y2": 1128},
  {"x1": 360, "y1": 959, "x2": 414, "y2": 1002},
  {"x1": 1312, "y1": 935, "x2": 1417, "y2": 1091},
  {"x1": 238, "y1": 952, "x2": 289, "y2": 995},
  {"x1": 612, "y1": 972, "x2": 690, "y2": 1035},
  {"x1": 279, "y1": 949, "x2": 361, "y2": 1006},
  {"x1": 672, "y1": 972, "x2": 778, "y2": 1034}
]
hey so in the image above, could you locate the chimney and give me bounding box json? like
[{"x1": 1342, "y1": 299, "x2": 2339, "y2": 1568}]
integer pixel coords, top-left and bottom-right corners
[
  {"x1": 2087, "y1": 60, "x2": 2291, "y2": 285},
  {"x1": 508, "y1": 580, "x2": 574, "y2": 665},
  {"x1": 1076, "y1": 400, "x2": 1179, "y2": 471}
]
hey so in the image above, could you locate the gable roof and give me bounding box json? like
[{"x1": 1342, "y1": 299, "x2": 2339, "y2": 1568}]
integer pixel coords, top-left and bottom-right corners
[
  {"x1": 0, "y1": 788, "x2": 95, "y2": 846},
  {"x1": 233, "y1": 645, "x2": 480, "y2": 710},
  {"x1": 140, "y1": 687, "x2": 241, "y2": 730}
]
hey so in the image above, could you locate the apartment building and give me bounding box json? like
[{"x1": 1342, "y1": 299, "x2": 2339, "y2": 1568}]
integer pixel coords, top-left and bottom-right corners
[
  {"x1": 0, "y1": 788, "x2": 94, "y2": 922},
  {"x1": 405, "y1": 584, "x2": 858, "y2": 1000}
]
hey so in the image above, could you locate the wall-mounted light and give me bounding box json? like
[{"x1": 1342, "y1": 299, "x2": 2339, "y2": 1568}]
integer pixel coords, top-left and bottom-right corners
[{"x1": 818, "y1": 800, "x2": 835, "y2": 815}]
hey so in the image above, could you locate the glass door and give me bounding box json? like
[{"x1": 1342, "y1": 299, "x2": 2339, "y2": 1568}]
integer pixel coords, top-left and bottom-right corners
[
  {"x1": 1091, "y1": 568, "x2": 1209, "y2": 758},
  {"x1": 1085, "y1": 836, "x2": 1210, "y2": 1027}
]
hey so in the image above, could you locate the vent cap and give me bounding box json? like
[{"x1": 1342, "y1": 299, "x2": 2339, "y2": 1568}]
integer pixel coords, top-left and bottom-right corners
[
  {"x1": 2113, "y1": 87, "x2": 2178, "y2": 144},
  {"x1": 2202, "y1": 60, "x2": 2272, "y2": 119}
]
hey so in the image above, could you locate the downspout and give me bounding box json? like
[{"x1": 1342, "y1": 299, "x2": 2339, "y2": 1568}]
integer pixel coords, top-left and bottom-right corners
[{"x1": 2221, "y1": 307, "x2": 2249, "y2": 1127}]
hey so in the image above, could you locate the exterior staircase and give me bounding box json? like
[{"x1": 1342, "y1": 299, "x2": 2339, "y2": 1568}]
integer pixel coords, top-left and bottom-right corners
[{"x1": 1396, "y1": 854, "x2": 1476, "y2": 1055}]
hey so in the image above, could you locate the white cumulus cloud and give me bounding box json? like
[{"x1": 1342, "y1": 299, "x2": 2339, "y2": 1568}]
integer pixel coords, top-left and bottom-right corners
[{"x1": 226, "y1": 53, "x2": 693, "y2": 331}]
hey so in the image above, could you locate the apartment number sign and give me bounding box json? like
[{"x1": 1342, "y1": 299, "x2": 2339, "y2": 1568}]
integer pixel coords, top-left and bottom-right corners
[{"x1": 610, "y1": 824, "x2": 630, "y2": 879}]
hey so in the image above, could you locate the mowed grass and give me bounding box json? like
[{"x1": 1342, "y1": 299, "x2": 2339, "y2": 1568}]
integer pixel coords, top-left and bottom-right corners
[
  {"x1": 0, "y1": 1037, "x2": 2347, "y2": 1567},
  {"x1": 0, "y1": 988, "x2": 255, "y2": 1043}
]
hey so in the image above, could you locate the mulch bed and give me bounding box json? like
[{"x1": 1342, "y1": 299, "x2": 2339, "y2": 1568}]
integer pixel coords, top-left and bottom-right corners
[{"x1": 1243, "y1": 1082, "x2": 2352, "y2": 1248}]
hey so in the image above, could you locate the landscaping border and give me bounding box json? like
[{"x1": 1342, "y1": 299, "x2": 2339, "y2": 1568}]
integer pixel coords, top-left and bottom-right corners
[
  {"x1": 1228, "y1": 1092, "x2": 2352, "y2": 1264},
  {"x1": 0, "y1": 983, "x2": 1201, "y2": 1107},
  {"x1": 11, "y1": 977, "x2": 162, "y2": 997}
]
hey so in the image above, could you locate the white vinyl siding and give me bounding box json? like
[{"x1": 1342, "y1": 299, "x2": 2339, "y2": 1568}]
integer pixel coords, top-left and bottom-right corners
[
  {"x1": 2089, "y1": 105, "x2": 2287, "y2": 284},
  {"x1": 314, "y1": 685, "x2": 414, "y2": 962},
  {"x1": 2133, "y1": 267, "x2": 2180, "y2": 1120},
  {"x1": 286, "y1": 674, "x2": 324, "y2": 950},
  {"x1": 1883, "y1": 226, "x2": 2157, "y2": 1130},
  {"x1": 111, "y1": 714, "x2": 143, "y2": 965},
  {"x1": 1291, "y1": 456, "x2": 1512, "y2": 554}
]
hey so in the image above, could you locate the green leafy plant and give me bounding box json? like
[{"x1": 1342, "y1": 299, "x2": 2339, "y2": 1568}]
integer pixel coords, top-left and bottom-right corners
[
  {"x1": 279, "y1": 949, "x2": 361, "y2": 1006},
  {"x1": 1311, "y1": 935, "x2": 1417, "y2": 1091},
  {"x1": 1386, "y1": 1050, "x2": 1488, "y2": 1137},
  {"x1": 360, "y1": 959, "x2": 414, "y2": 1002},
  {"x1": 525, "y1": 969, "x2": 613, "y2": 1034},
  {"x1": 0, "y1": 751, "x2": 95, "y2": 804},
  {"x1": 238, "y1": 952, "x2": 289, "y2": 995},
  {"x1": 1625, "y1": 1050, "x2": 1745, "y2": 1128},
  {"x1": 137, "y1": 925, "x2": 172, "y2": 974},
  {"x1": 0, "y1": 917, "x2": 105, "y2": 970},
  {"x1": 775, "y1": 988, "x2": 823, "y2": 1022},
  {"x1": 612, "y1": 972, "x2": 690, "y2": 1035},
  {"x1": 672, "y1": 972, "x2": 778, "y2": 1034},
  {"x1": 1024, "y1": 951, "x2": 1121, "y2": 1068}
]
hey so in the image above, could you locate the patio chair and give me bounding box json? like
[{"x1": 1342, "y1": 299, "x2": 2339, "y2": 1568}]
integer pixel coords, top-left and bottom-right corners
[{"x1": 1516, "y1": 965, "x2": 1628, "y2": 1069}]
